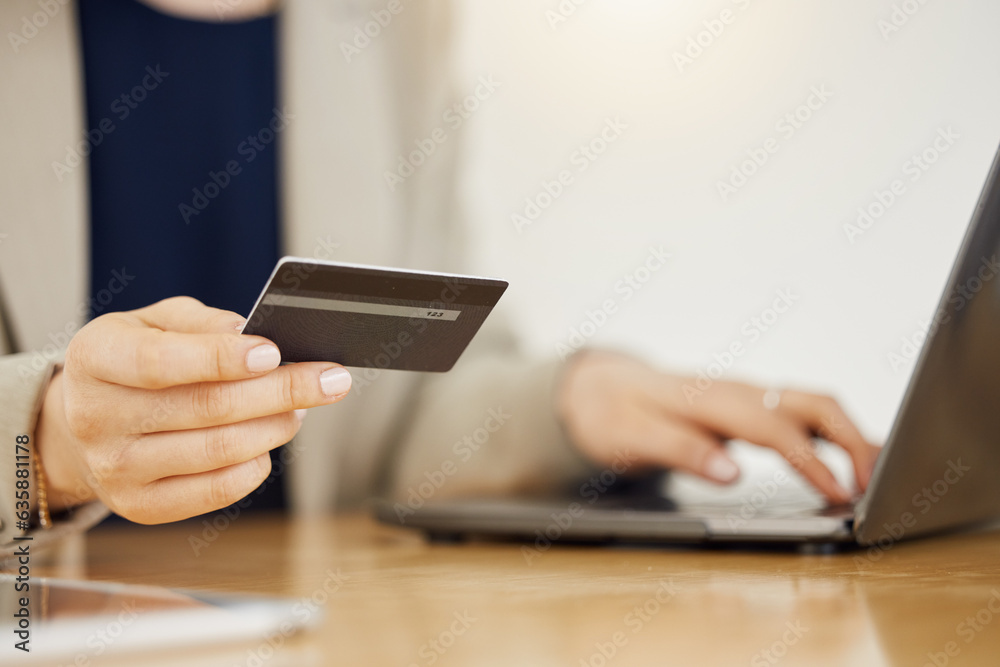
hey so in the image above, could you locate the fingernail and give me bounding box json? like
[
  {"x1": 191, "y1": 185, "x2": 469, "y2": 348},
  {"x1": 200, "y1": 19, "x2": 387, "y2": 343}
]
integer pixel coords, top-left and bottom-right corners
[
  {"x1": 320, "y1": 367, "x2": 352, "y2": 397},
  {"x1": 706, "y1": 454, "x2": 739, "y2": 483},
  {"x1": 295, "y1": 409, "x2": 308, "y2": 422},
  {"x1": 246, "y1": 345, "x2": 281, "y2": 373},
  {"x1": 233, "y1": 318, "x2": 247, "y2": 332}
]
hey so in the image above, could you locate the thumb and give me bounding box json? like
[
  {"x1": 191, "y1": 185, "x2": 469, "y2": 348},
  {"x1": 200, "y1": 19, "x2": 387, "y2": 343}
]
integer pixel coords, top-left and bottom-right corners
[{"x1": 635, "y1": 416, "x2": 740, "y2": 484}]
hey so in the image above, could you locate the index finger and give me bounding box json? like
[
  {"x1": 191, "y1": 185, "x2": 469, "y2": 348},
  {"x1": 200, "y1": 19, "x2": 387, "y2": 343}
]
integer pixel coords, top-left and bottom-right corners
[
  {"x1": 757, "y1": 423, "x2": 853, "y2": 504},
  {"x1": 778, "y1": 391, "x2": 880, "y2": 491},
  {"x1": 133, "y1": 296, "x2": 247, "y2": 334},
  {"x1": 73, "y1": 316, "x2": 282, "y2": 389}
]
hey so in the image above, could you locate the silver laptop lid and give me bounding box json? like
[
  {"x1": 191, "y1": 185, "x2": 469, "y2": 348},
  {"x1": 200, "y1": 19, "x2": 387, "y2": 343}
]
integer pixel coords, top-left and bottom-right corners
[{"x1": 855, "y1": 143, "x2": 1000, "y2": 546}]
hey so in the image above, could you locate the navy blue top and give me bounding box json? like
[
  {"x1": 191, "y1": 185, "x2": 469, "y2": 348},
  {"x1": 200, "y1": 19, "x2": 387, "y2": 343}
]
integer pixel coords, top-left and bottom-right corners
[
  {"x1": 79, "y1": 0, "x2": 280, "y2": 318},
  {"x1": 78, "y1": 0, "x2": 286, "y2": 513}
]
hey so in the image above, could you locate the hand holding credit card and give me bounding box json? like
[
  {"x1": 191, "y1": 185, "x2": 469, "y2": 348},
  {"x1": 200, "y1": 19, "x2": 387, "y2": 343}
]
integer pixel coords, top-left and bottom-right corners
[{"x1": 241, "y1": 258, "x2": 508, "y2": 372}]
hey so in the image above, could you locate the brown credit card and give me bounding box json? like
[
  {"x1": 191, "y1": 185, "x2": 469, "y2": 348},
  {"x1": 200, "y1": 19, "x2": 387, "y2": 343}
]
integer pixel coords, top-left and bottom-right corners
[{"x1": 241, "y1": 257, "x2": 508, "y2": 372}]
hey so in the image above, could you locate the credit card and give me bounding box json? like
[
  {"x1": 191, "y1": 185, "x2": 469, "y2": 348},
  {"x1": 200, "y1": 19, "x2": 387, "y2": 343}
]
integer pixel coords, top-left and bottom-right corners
[{"x1": 241, "y1": 257, "x2": 508, "y2": 372}]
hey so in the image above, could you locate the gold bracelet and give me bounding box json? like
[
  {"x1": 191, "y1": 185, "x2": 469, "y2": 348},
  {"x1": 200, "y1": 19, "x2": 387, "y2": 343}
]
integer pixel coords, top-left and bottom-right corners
[{"x1": 32, "y1": 449, "x2": 52, "y2": 530}]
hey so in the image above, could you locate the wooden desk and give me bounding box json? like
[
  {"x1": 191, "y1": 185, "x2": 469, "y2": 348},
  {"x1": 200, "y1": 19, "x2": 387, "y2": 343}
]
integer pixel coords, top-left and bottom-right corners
[{"x1": 40, "y1": 514, "x2": 1000, "y2": 666}]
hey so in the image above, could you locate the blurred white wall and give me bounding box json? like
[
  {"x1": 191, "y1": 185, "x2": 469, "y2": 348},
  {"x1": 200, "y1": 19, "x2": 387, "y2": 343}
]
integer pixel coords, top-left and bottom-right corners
[{"x1": 450, "y1": 0, "x2": 1000, "y2": 455}]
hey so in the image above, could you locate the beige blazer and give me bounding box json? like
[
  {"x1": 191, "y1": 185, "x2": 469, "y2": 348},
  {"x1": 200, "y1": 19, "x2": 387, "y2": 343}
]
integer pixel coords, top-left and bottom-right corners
[{"x1": 0, "y1": 0, "x2": 592, "y2": 554}]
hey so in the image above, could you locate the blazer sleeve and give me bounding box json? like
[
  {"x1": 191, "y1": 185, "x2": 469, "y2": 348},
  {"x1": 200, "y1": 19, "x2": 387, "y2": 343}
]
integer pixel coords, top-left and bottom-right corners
[
  {"x1": 379, "y1": 314, "x2": 601, "y2": 504},
  {"x1": 0, "y1": 352, "x2": 109, "y2": 561}
]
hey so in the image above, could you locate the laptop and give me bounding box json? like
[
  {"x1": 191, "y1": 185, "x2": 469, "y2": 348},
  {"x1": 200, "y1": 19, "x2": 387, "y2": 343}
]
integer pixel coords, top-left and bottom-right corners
[{"x1": 375, "y1": 141, "x2": 1000, "y2": 548}]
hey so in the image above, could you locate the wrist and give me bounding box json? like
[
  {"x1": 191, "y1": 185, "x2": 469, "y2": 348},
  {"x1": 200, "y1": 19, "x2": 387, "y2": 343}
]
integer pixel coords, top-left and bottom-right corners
[{"x1": 35, "y1": 370, "x2": 97, "y2": 510}]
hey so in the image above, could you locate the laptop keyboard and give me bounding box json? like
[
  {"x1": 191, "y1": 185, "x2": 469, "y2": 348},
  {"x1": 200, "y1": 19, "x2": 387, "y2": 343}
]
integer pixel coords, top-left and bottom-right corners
[{"x1": 593, "y1": 493, "x2": 856, "y2": 520}]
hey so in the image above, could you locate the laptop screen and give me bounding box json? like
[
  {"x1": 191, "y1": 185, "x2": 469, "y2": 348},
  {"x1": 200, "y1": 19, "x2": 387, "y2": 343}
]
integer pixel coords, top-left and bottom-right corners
[{"x1": 858, "y1": 143, "x2": 1000, "y2": 545}]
